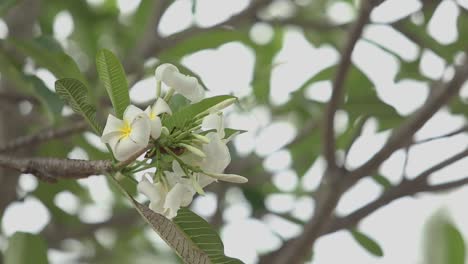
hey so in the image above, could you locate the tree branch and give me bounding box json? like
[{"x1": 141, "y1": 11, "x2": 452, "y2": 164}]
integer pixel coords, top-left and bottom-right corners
[
  {"x1": 0, "y1": 91, "x2": 40, "y2": 105},
  {"x1": 138, "y1": 0, "x2": 273, "y2": 59},
  {"x1": 0, "y1": 120, "x2": 88, "y2": 153},
  {"x1": 414, "y1": 124, "x2": 468, "y2": 145},
  {"x1": 0, "y1": 155, "x2": 112, "y2": 181},
  {"x1": 350, "y1": 59, "x2": 468, "y2": 180},
  {"x1": 326, "y1": 148, "x2": 468, "y2": 234},
  {"x1": 323, "y1": 0, "x2": 374, "y2": 169}
]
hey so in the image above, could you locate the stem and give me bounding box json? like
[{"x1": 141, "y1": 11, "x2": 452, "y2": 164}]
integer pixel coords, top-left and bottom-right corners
[
  {"x1": 156, "y1": 80, "x2": 162, "y2": 98},
  {"x1": 163, "y1": 87, "x2": 175, "y2": 101}
]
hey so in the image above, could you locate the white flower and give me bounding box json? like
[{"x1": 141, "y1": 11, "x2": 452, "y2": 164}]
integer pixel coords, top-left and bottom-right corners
[
  {"x1": 163, "y1": 161, "x2": 196, "y2": 218},
  {"x1": 202, "y1": 113, "x2": 225, "y2": 138},
  {"x1": 182, "y1": 131, "x2": 247, "y2": 188},
  {"x1": 101, "y1": 105, "x2": 150, "y2": 161},
  {"x1": 137, "y1": 176, "x2": 166, "y2": 214},
  {"x1": 155, "y1": 63, "x2": 205, "y2": 103},
  {"x1": 144, "y1": 98, "x2": 172, "y2": 139},
  {"x1": 138, "y1": 162, "x2": 196, "y2": 219}
]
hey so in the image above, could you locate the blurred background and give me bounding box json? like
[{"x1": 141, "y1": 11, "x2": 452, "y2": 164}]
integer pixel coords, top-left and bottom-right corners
[{"x1": 0, "y1": 0, "x2": 468, "y2": 263}]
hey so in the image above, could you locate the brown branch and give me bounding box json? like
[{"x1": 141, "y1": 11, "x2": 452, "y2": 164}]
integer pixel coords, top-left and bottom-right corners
[
  {"x1": 349, "y1": 60, "x2": 468, "y2": 180},
  {"x1": 0, "y1": 120, "x2": 88, "y2": 153},
  {"x1": 259, "y1": 2, "x2": 389, "y2": 263},
  {"x1": 414, "y1": 124, "x2": 468, "y2": 145},
  {"x1": 0, "y1": 155, "x2": 112, "y2": 181},
  {"x1": 123, "y1": 0, "x2": 173, "y2": 78},
  {"x1": 323, "y1": 0, "x2": 374, "y2": 169},
  {"x1": 0, "y1": 91, "x2": 40, "y2": 105},
  {"x1": 326, "y1": 148, "x2": 468, "y2": 234},
  {"x1": 138, "y1": 0, "x2": 273, "y2": 59}
]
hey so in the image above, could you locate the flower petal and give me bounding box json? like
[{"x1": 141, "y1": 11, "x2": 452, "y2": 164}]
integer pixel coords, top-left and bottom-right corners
[
  {"x1": 129, "y1": 115, "x2": 151, "y2": 145},
  {"x1": 153, "y1": 98, "x2": 172, "y2": 116},
  {"x1": 155, "y1": 63, "x2": 179, "y2": 81},
  {"x1": 197, "y1": 173, "x2": 215, "y2": 189},
  {"x1": 167, "y1": 73, "x2": 204, "y2": 103},
  {"x1": 113, "y1": 137, "x2": 145, "y2": 161},
  {"x1": 101, "y1": 115, "x2": 124, "y2": 143},
  {"x1": 123, "y1": 105, "x2": 145, "y2": 123},
  {"x1": 172, "y1": 160, "x2": 185, "y2": 176},
  {"x1": 149, "y1": 116, "x2": 162, "y2": 139},
  {"x1": 202, "y1": 113, "x2": 225, "y2": 138},
  {"x1": 137, "y1": 175, "x2": 163, "y2": 204},
  {"x1": 200, "y1": 133, "x2": 231, "y2": 173},
  {"x1": 164, "y1": 183, "x2": 193, "y2": 219}
]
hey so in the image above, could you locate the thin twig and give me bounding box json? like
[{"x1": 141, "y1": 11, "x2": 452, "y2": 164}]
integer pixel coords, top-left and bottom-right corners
[
  {"x1": 349, "y1": 61, "x2": 468, "y2": 180},
  {"x1": 323, "y1": 0, "x2": 374, "y2": 169},
  {"x1": 413, "y1": 124, "x2": 468, "y2": 145},
  {"x1": 0, "y1": 91, "x2": 40, "y2": 105},
  {"x1": 0, "y1": 120, "x2": 88, "y2": 153},
  {"x1": 326, "y1": 148, "x2": 468, "y2": 234}
]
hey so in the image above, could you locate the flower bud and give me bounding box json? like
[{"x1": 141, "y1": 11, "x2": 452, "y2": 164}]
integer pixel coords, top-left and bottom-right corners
[
  {"x1": 205, "y1": 172, "x2": 248, "y2": 183},
  {"x1": 179, "y1": 143, "x2": 206, "y2": 158}
]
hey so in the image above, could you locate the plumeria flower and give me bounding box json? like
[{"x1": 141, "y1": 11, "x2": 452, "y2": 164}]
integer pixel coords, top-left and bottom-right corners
[
  {"x1": 155, "y1": 63, "x2": 205, "y2": 103},
  {"x1": 138, "y1": 161, "x2": 196, "y2": 219},
  {"x1": 137, "y1": 175, "x2": 167, "y2": 215},
  {"x1": 183, "y1": 113, "x2": 247, "y2": 188},
  {"x1": 163, "y1": 161, "x2": 197, "y2": 218},
  {"x1": 101, "y1": 105, "x2": 151, "y2": 161},
  {"x1": 144, "y1": 98, "x2": 172, "y2": 140}
]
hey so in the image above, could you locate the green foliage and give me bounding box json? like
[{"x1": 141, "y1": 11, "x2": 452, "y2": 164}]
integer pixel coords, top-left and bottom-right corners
[
  {"x1": 164, "y1": 95, "x2": 236, "y2": 130},
  {"x1": 55, "y1": 78, "x2": 102, "y2": 133},
  {"x1": 224, "y1": 128, "x2": 247, "y2": 139},
  {"x1": 5, "y1": 232, "x2": 48, "y2": 264},
  {"x1": 424, "y1": 212, "x2": 466, "y2": 264},
  {"x1": 252, "y1": 28, "x2": 284, "y2": 104},
  {"x1": 11, "y1": 37, "x2": 87, "y2": 85},
  {"x1": 350, "y1": 229, "x2": 384, "y2": 257},
  {"x1": 28, "y1": 76, "x2": 64, "y2": 122},
  {"x1": 96, "y1": 49, "x2": 130, "y2": 119}
]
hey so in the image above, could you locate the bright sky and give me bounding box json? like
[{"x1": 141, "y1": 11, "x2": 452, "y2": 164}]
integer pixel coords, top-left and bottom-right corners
[{"x1": 2, "y1": 0, "x2": 468, "y2": 263}]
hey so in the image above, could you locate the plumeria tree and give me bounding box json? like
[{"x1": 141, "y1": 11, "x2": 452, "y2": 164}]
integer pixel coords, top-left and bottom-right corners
[{"x1": 1, "y1": 0, "x2": 468, "y2": 264}]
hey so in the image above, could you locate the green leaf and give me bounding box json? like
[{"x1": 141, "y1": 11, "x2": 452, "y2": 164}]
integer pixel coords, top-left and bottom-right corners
[
  {"x1": 424, "y1": 211, "x2": 466, "y2": 264},
  {"x1": 169, "y1": 94, "x2": 191, "y2": 113},
  {"x1": 0, "y1": 48, "x2": 31, "y2": 92},
  {"x1": 350, "y1": 229, "x2": 384, "y2": 257},
  {"x1": 55, "y1": 78, "x2": 102, "y2": 134},
  {"x1": 109, "y1": 176, "x2": 243, "y2": 264},
  {"x1": 224, "y1": 128, "x2": 247, "y2": 139},
  {"x1": 252, "y1": 28, "x2": 284, "y2": 104},
  {"x1": 11, "y1": 37, "x2": 87, "y2": 85},
  {"x1": 28, "y1": 76, "x2": 64, "y2": 122},
  {"x1": 302, "y1": 66, "x2": 403, "y2": 131},
  {"x1": 96, "y1": 49, "x2": 130, "y2": 119},
  {"x1": 164, "y1": 95, "x2": 236, "y2": 130},
  {"x1": 5, "y1": 232, "x2": 48, "y2": 264}
]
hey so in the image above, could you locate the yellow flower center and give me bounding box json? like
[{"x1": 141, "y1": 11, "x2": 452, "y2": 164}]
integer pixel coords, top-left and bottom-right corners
[
  {"x1": 149, "y1": 111, "x2": 156, "y2": 120},
  {"x1": 119, "y1": 121, "x2": 132, "y2": 139}
]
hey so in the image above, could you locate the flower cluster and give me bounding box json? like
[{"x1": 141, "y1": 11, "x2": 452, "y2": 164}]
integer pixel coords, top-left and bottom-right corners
[{"x1": 101, "y1": 63, "x2": 247, "y2": 219}]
